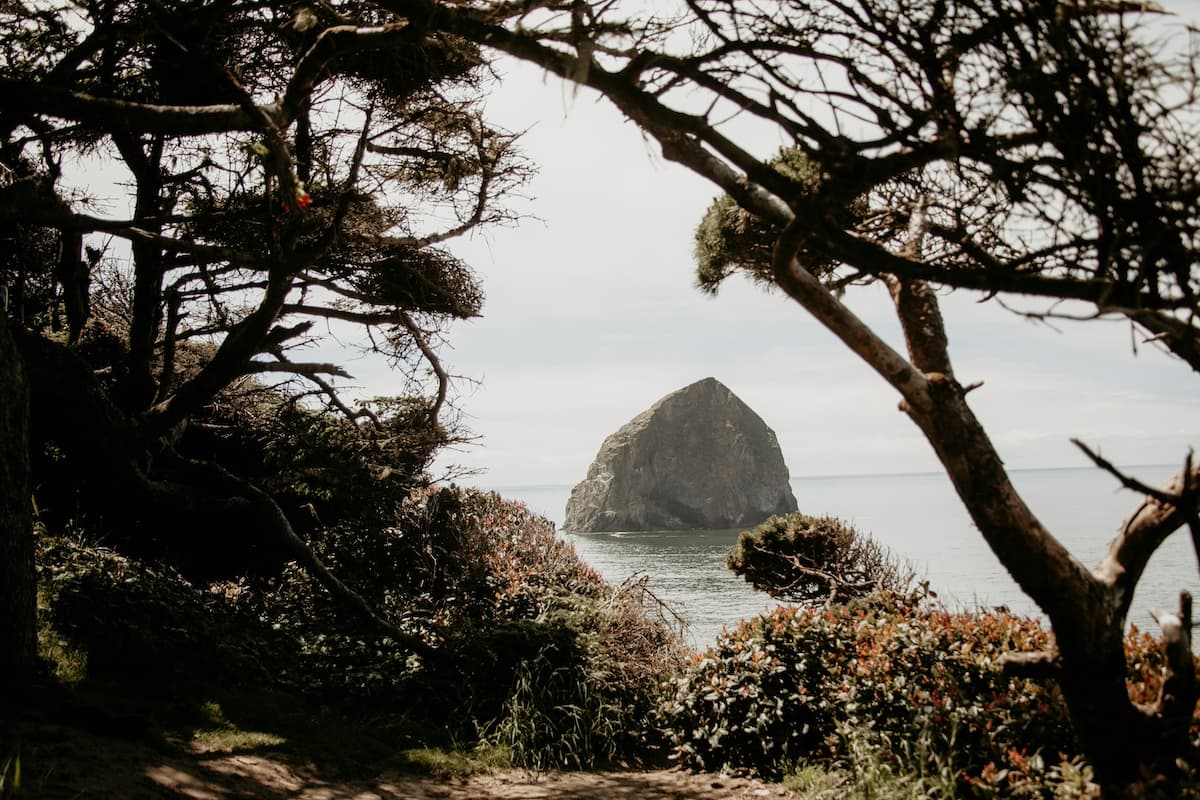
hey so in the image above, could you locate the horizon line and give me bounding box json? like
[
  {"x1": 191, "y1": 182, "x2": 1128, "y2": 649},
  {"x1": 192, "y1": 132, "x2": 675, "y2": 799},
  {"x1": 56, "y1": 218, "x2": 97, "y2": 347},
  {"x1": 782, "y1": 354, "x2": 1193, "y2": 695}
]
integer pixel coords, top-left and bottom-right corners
[{"x1": 465, "y1": 462, "x2": 1181, "y2": 492}]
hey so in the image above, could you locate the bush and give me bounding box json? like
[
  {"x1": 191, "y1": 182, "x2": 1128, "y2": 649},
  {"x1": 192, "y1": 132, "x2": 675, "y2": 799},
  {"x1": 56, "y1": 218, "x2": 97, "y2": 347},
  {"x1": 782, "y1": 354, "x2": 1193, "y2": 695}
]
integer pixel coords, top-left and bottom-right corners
[
  {"x1": 658, "y1": 589, "x2": 1078, "y2": 786},
  {"x1": 278, "y1": 487, "x2": 690, "y2": 767},
  {"x1": 727, "y1": 513, "x2": 911, "y2": 605},
  {"x1": 34, "y1": 486, "x2": 689, "y2": 769},
  {"x1": 37, "y1": 536, "x2": 281, "y2": 689},
  {"x1": 409, "y1": 491, "x2": 689, "y2": 767}
]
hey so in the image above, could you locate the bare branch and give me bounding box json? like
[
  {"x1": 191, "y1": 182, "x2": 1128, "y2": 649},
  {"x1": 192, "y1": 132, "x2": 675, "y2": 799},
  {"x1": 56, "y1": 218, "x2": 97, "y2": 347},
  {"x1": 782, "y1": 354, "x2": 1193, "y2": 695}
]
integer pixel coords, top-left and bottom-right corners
[
  {"x1": 1091, "y1": 450, "x2": 1200, "y2": 620},
  {"x1": 1144, "y1": 591, "x2": 1195, "y2": 745},
  {"x1": 281, "y1": 22, "x2": 412, "y2": 117},
  {"x1": 0, "y1": 78, "x2": 283, "y2": 135},
  {"x1": 396, "y1": 309, "x2": 449, "y2": 424},
  {"x1": 240, "y1": 360, "x2": 353, "y2": 379}
]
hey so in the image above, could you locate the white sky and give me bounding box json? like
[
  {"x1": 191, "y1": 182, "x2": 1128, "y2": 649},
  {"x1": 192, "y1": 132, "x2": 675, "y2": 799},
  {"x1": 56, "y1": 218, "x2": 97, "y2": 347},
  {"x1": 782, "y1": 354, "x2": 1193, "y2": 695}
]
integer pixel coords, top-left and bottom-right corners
[{"x1": 378, "y1": 30, "x2": 1200, "y2": 488}]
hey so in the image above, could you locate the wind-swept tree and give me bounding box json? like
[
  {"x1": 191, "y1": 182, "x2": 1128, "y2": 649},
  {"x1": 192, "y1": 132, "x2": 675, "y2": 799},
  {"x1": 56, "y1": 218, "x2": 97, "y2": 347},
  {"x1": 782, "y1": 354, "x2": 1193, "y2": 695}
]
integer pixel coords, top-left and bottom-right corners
[
  {"x1": 727, "y1": 512, "x2": 910, "y2": 606},
  {"x1": 0, "y1": 1, "x2": 528, "y2": 659},
  {"x1": 410, "y1": 0, "x2": 1200, "y2": 789}
]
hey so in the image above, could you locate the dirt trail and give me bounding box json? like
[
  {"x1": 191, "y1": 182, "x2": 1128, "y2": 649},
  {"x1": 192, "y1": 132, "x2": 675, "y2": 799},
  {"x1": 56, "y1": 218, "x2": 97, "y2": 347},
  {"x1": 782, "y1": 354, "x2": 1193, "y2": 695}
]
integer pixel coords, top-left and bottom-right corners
[
  {"x1": 150, "y1": 756, "x2": 795, "y2": 799},
  {"x1": 15, "y1": 714, "x2": 796, "y2": 800}
]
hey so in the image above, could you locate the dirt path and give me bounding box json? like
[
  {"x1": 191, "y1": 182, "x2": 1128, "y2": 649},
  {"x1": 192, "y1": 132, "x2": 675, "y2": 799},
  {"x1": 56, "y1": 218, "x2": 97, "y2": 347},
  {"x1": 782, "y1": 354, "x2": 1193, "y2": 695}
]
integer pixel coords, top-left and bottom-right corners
[
  {"x1": 148, "y1": 756, "x2": 796, "y2": 799},
  {"x1": 16, "y1": 714, "x2": 796, "y2": 800}
]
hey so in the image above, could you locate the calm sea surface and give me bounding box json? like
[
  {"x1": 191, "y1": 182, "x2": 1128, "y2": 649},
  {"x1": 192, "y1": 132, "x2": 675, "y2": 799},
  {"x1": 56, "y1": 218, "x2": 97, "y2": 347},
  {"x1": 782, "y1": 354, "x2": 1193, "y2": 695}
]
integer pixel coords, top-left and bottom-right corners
[{"x1": 491, "y1": 467, "x2": 1198, "y2": 648}]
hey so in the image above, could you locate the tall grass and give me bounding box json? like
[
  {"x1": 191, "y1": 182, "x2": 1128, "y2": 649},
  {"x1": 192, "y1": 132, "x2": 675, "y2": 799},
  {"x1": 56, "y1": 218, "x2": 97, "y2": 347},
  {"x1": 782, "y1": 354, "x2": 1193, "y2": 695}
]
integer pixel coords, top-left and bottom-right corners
[
  {"x1": 0, "y1": 747, "x2": 20, "y2": 799},
  {"x1": 485, "y1": 651, "x2": 623, "y2": 770}
]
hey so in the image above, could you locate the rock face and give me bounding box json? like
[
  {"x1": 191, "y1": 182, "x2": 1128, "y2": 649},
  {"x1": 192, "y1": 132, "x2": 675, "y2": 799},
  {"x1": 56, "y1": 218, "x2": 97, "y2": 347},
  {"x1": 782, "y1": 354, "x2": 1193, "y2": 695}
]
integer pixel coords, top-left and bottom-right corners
[{"x1": 564, "y1": 377, "x2": 798, "y2": 532}]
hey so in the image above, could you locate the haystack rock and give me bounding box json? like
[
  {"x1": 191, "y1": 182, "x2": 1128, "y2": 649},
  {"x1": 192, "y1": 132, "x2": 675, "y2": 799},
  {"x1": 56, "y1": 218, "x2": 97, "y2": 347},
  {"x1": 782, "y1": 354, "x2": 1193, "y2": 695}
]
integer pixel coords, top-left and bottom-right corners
[{"x1": 564, "y1": 377, "x2": 798, "y2": 532}]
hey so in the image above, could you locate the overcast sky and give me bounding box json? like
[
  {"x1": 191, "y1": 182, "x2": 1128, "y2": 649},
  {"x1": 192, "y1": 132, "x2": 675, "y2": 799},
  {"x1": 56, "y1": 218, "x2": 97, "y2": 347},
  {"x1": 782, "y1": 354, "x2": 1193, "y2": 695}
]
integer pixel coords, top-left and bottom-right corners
[{"x1": 331, "y1": 8, "x2": 1200, "y2": 489}]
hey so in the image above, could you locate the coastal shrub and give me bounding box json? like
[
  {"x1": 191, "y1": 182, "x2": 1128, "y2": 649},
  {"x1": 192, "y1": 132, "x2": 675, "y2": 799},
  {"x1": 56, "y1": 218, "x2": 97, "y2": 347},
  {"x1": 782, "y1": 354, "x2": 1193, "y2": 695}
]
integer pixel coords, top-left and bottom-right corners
[
  {"x1": 245, "y1": 487, "x2": 688, "y2": 766},
  {"x1": 459, "y1": 577, "x2": 689, "y2": 768},
  {"x1": 36, "y1": 536, "x2": 279, "y2": 689},
  {"x1": 35, "y1": 488, "x2": 688, "y2": 769},
  {"x1": 273, "y1": 486, "x2": 608, "y2": 631},
  {"x1": 658, "y1": 589, "x2": 1078, "y2": 785},
  {"x1": 727, "y1": 513, "x2": 911, "y2": 605}
]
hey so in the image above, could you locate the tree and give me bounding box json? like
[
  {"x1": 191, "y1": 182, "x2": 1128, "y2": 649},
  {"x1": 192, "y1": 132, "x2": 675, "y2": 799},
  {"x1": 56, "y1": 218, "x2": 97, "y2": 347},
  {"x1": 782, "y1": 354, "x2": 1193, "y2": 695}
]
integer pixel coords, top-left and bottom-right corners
[
  {"x1": 0, "y1": 1, "x2": 527, "y2": 656},
  {"x1": 0, "y1": 290, "x2": 32, "y2": 682},
  {"x1": 727, "y1": 513, "x2": 910, "y2": 606},
  {"x1": 411, "y1": 0, "x2": 1200, "y2": 789}
]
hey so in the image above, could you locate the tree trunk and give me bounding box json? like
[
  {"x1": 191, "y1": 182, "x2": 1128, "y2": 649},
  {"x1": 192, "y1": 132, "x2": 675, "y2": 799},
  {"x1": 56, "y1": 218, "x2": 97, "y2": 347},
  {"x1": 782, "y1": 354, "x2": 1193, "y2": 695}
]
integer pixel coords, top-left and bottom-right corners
[
  {"x1": 765, "y1": 227, "x2": 1198, "y2": 790},
  {"x1": 0, "y1": 300, "x2": 35, "y2": 682}
]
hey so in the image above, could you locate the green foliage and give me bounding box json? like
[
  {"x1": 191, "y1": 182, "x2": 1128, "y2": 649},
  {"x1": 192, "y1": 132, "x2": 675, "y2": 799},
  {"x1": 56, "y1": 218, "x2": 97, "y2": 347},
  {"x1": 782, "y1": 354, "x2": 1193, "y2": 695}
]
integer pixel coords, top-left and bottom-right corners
[
  {"x1": 658, "y1": 590, "x2": 1078, "y2": 788},
  {"x1": 727, "y1": 513, "x2": 910, "y2": 605},
  {"x1": 397, "y1": 745, "x2": 512, "y2": 780},
  {"x1": 36, "y1": 536, "x2": 280, "y2": 689},
  {"x1": 694, "y1": 147, "x2": 853, "y2": 294},
  {"x1": 694, "y1": 192, "x2": 779, "y2": 293},
  {"x1": 34, "y1": 486, "x2": 687, "y2": 771}
]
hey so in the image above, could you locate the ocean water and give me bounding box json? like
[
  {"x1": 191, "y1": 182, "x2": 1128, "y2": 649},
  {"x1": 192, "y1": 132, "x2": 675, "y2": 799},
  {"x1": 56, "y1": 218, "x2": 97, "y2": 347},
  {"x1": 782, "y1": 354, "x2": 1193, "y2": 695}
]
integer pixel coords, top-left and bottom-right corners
[{"x1": 492, "y1": 467, "x2": 1199, "y2": 648}]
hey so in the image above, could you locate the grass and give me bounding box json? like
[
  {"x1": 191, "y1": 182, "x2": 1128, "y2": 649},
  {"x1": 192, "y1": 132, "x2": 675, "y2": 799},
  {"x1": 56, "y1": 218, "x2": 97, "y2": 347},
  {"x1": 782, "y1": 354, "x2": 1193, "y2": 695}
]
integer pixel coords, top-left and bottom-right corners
[
  {"x1": 37, "y1": 588, "x2": 88, "y2": 686},
  {"x1": 0, "y1": 748, "x2": 20, "y2": 800},
  {"x1": 396, "y1": 745, "x2": 512, "y2": 779},
  {"x1": 783, "y1": 764, "x2": 847, "y2": 798},
  {"x1": 782, "y1": 760, "x2": 959, "y2": 800},
  {"x1": 190, "y1": 701, "x2": 288, "y2": 753},
  {"x1": 779, "y1": 725, "x2": 963, "y2": 800}
]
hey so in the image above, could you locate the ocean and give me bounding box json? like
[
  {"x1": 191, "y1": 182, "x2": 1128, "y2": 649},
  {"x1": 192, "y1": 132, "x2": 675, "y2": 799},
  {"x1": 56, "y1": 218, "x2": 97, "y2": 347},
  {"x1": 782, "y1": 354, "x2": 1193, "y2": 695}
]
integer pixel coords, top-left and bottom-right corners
[{"x1": 490, "y1": 466, "x2": 1199, "y2": 648}]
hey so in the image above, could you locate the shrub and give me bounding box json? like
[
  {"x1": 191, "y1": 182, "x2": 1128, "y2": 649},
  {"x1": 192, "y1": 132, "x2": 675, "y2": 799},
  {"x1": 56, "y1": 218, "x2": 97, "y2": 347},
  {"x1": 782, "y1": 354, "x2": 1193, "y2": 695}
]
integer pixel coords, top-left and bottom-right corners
[
  {"x1": 229, "y1": 487, "x2": 689, "y2": 766},
  {"x1": 36, "y1": 536, "x2": 280, "y2": 689},
  {"x1": 727, "y1": 513, "x2": 910, "y2": 605},
  {"x1": 35, "y1": 488, "x2": 689, "y2": 770},
  {"x1": 658, "y1": 589, "x2": 1078, "y2": 786}
]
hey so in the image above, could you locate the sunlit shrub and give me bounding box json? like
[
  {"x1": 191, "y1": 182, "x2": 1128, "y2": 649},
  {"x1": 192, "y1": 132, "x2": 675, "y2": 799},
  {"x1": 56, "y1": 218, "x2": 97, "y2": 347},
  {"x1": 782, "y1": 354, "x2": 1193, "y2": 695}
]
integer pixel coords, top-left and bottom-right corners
[{"x1": 658, "y1": 589, "x2": 1077, "y2": 785}]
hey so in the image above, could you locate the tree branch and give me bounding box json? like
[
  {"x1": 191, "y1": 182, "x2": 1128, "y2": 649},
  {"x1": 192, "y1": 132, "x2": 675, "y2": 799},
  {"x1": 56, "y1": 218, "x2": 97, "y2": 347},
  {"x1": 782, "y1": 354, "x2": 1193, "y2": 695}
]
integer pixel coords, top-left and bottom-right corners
[
  {"x1": 1144, "y1": 591, "x2": 1195, "y2": 747},
  {"x1": 1086, "y1": 447, "x2": 1200, "y2": 621},
  {"x1": 396, "y1": 309, "x2": 449, "y2": 424},
  {"x1": 0, "y1": 78, "x2": 282, "y2": 135},
  {"x1": 281, "y1": 22, "x2": 412, "y2": 117},
  {"x1": 161, "y1": 452, "x2": 431, "y2": 655},
  {"x1": 240, "y1": 360, "x2": 353, "y2": 379}
]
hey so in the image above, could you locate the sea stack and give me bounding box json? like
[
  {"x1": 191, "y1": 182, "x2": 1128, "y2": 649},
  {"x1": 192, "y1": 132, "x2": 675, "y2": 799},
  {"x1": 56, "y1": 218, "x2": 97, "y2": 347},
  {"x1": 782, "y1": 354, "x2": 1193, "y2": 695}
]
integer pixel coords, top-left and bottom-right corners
[{"x1": 564, "y1": 377, "x2": 798, "y2": 532}]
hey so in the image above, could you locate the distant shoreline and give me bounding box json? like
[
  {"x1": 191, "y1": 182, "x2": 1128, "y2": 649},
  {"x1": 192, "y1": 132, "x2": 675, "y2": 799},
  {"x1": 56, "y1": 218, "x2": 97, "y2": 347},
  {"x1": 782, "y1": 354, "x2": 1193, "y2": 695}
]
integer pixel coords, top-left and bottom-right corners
[{"x1": 474, "y1": 463, "x2": 1179, "y2": 493}]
